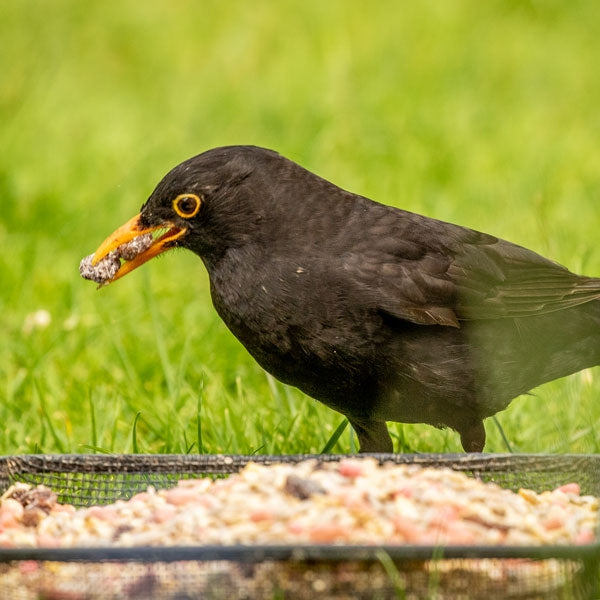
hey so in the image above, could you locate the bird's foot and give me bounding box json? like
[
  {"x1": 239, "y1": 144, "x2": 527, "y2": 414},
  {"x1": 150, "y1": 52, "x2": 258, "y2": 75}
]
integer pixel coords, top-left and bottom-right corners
[
  {"x1": 350, "y1": 419, "x2": 394, "y2": 453},
  {"x1": 459, "y1": 420, "x2": 486, "y2": 452}
]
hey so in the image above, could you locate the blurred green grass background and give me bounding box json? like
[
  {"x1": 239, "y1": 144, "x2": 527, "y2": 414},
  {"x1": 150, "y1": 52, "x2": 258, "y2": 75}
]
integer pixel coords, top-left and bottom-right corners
[{"x1": 1, "y1": 0, "x2": 600, "y2": 455}]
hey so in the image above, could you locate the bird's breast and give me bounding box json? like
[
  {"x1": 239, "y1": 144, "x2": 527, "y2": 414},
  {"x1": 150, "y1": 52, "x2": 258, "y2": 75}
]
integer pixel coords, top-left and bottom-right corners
[{"x1": 206, "y1": 249, "x2": 384, "y2": 405}]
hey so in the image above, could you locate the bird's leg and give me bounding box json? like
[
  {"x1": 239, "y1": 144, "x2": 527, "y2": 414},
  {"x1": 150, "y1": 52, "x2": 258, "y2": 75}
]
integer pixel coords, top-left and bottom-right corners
[
  {"x1": 459, "y1": 420, "x2": 486, "y2": 452},
  {"x1": 349, "y1": 419, "x2": 394, "y2": 453}
]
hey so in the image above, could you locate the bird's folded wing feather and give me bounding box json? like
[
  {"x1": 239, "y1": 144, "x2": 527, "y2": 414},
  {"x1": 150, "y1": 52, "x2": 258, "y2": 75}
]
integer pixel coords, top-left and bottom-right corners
[
  {"x1": 341, "y1": 214, "x2": 600, "y2": 328},
  {"x1": 451, "y1": 238, "x2": 600, "y2": 320}
]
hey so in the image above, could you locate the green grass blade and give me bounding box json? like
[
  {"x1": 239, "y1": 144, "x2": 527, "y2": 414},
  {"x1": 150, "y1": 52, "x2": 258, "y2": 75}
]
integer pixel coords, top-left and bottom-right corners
[
  {"x1": 34, "y1": 380, "x2": 66, "y2": 453},
  {"x1": 79, "y1": 445, "x2": 113, "y2": 454},
  {"x1": 88, "y1": 392, "x2": 97, "y2": 451},
  {"x1": 321, "y1": 418, "x2": 348, "y2": 454},
  {"x1": 132, "y1": 411, "x2": 142, "y2": 453},
  {"x1": 492, "y1": 416, "x2": 514, "y2": 453},
  {"x1": 375, "y1": 550, "x2": 407, "y2": 600},
  {"x1": 197, "y1": 376, "x2": 204, "y2": 454}
]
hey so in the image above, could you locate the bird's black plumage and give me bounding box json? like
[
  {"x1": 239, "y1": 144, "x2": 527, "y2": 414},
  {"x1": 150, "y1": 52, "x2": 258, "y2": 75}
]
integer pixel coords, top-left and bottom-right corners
[{"x1": 98, "y1": 145, "x2": 600, "y2": 452}]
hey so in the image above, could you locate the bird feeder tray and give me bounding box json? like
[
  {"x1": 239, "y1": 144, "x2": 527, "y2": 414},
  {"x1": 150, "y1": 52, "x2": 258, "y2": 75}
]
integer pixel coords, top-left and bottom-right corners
[{"x1": 0, "y1": 453, "x2": 598, "y2": 599}]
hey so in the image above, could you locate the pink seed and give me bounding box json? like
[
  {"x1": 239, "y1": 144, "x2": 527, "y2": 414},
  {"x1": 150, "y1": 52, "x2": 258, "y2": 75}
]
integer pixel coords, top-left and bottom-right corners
[
  {"x1": 53, "y1": 504, "x2": 76, "y2": 514},
  {"x1": 37, "y1": 533, "x2": 61, "y2": 548},
  {"x1": 308, "y1": 523, "x2": 348, "y2": 543},
  {"x1": 393, "y1": 517, "x2": 422, "y2": 543},
  {"x1": 338, "y1": 459, "x2": 364, "y2": 478},
  {"x1": 429, "y1": 506, "x2": 459, "y2": 527},
  {"x1": 575, "y1": 529, "x2": 595, "y2": 545},
  {"x1": 250, "y1": 510, "x2": 272, "y2": 522},
  {"x1": 309, "y1": 523, "x2": 347, "y2": 544},
  {"x1": 86, "y1": 506, "x2": 118, "y2": 523},
  {"x1": 153, "y1": 505, "x2": 177, "y2": 524},
  {"x1": 19, "y1": 561, "x2": 39, "y2": 574},
  {"x1": 395, "y1": 487, "x2": 413, "y2": 498},
  {"x1": 288, "y1": 521, "x2": 304, "y2": 535},
  {"x1": 556, "y1": 483, "x2": 580, "y2": 495},
  {"x1": 165, "y1": 487, "x2": 199, "y2": 506},
  {"x1": 130, "y1": 492, "x2": 151, "y2": 503},
  {"x1": 543, "y1": 516, "x2": 565, "y2": 530}
]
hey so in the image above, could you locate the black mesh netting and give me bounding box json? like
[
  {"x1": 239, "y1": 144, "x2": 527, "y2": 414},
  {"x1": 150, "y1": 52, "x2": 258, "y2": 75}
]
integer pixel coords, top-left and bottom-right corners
[{"x1": 0, "y1": 453, "x2": 598, "y2": 599}]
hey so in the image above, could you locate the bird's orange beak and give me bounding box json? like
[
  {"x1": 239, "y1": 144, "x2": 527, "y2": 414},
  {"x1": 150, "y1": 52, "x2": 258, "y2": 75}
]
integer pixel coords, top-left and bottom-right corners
[{"x1": 92, "y1": 213, "x2": 186, "y2": 284}]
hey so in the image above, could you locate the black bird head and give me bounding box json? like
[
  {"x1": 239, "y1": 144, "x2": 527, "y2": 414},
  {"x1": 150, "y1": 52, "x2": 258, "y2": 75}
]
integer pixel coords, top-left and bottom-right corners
[{"x1": 91, "y1": 146, "x2": 294, "y2": 283}]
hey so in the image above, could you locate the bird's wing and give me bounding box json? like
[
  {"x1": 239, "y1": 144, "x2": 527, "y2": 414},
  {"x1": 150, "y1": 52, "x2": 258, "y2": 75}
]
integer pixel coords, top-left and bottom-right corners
[
  {"x1": 451, "y1": 237, "x2": 600, "y2": 321},
  {"x1": 339, "y1": 209, "x2": 600, "y2": 328},
  {"x1": 340, "y1": 230, "x2": 461, "y2": 328}
]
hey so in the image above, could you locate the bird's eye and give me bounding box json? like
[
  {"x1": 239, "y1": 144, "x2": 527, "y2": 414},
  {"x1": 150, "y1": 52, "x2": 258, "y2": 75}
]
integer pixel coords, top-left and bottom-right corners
[{"x1": 173, "y1": 193, "x2": 202, "y2": 218}]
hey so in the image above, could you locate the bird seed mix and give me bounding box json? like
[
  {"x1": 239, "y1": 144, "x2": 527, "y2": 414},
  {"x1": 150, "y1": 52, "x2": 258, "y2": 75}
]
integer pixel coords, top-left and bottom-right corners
[{"x1": 0, "y1": 459, "x2": 596, "y2": 548}]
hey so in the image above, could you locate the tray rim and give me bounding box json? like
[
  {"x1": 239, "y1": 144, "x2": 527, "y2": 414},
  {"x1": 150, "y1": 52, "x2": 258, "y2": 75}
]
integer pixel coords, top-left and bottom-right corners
[
  {"x1": 0, "y1": 543, "x2": 599, "y2": 564},
  {"x1": 2, "y1": 452, "x2": 600, "y2": 472}
]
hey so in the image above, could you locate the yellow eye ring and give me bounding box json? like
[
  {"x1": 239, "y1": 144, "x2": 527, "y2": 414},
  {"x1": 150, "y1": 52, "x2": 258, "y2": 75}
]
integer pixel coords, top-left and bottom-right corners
[{"x1": 173, "y1": 193, "x2": 202, "y2": 219}]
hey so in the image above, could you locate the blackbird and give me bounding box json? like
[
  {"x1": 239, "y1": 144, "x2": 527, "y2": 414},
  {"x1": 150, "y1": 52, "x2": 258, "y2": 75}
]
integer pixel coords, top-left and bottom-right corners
[{"x1": 86, "y1": 145, "x2": 600, "y2": 452}]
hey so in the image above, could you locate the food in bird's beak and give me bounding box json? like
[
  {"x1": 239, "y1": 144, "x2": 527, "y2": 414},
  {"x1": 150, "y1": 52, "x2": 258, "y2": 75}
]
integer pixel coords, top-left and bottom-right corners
[
  {"x1": 118, "y1": 233, "x2": 156, "y2": 260},
  {"x1": 79, "y1": 233, "x2": 154, "y2": 285},
  {"x1": 79, "y1": 252, "x2": 120, "y2": 284}
]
